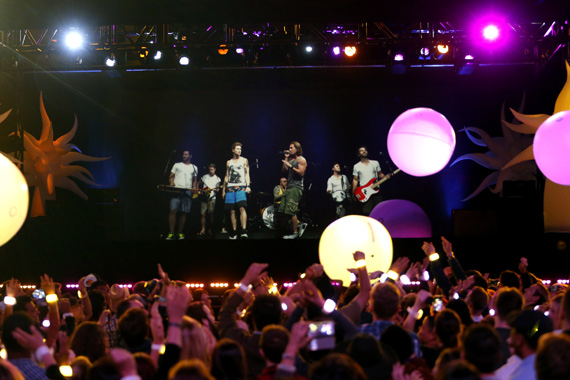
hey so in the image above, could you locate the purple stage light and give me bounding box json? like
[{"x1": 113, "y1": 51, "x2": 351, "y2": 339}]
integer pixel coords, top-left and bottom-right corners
[
  {"x1": 482, "y1": 25, "x2": 500, "y2": 41},
  {"x1": 332, "y1": 46, "x2": 341, "y2": 55},
  {"x1": 236, "y1": 48, "x2": 244, "y2": 54},
  {"x1": 394, "y1": 53, "x2": 404, "y2": 61}
]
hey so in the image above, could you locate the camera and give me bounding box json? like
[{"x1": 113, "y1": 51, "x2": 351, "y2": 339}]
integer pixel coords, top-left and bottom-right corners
[
  {"x1": 307, "y1": 320, "x2": 335, "y2": 351},
  {"x1": 432, "y1": 296, "x2": 444, "y2": 312}
]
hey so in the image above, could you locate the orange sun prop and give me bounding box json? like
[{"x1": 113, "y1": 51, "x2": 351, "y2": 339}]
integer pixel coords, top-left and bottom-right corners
[{"x1": 23, "y1": 93, "x2": 110, "y2": 217}]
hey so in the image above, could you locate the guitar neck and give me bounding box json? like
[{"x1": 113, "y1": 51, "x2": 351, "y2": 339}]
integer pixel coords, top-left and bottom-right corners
[{"x1": 370, "y1": 169, "x2": 401, "y2": 190}]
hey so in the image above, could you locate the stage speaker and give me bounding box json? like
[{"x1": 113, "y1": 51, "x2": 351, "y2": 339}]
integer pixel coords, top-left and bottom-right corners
[{"x1": 452, "y1": 209, "x2": 498, "y2": 237}]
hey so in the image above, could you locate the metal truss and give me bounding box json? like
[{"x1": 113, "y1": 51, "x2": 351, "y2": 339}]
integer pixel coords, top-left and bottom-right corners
[{"x1": 1, "y1": 19, "x2": 568, "y2": 71}]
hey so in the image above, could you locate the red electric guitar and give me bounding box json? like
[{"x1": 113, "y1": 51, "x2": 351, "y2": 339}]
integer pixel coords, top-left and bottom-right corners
[{"x1": 354, "y1": 169, "x2": 401, "y2": 202}]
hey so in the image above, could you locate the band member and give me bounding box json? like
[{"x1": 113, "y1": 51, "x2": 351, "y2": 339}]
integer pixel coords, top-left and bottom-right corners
[
  {"x1": 273, "y1": 177, "x2": 287, "y2": 205},
  {"x1": 327, "y1": 163, "x2": 350, "y2": 219},
  {"x1": 168, "y1": 150, "x2": 198, "y2": 240},
  {"x1": 198, "y1": 163, "x2": 222, "y2": 236},
  {"x1": 222, "y1": 142, "x2": 251, "y2": 239},
  {"x1": 352, "y1": 146, "x2": 388, "y2": 215},
  {"x1": 279, "y1": 141, "x2": 308, "y2": 239}
]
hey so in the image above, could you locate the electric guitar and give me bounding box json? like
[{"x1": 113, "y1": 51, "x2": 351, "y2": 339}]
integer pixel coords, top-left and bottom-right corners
[
  {"x1": 156, "y1": 184, "x2": 202, "y2": 194},
  {"x1": 354, "y1": 169, "x2": 401, "y2": 202}
]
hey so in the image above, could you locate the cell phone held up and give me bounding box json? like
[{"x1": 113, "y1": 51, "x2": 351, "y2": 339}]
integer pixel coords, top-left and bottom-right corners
[{"x1": 307, "y1": 320, "x2": 336, "y2": 351}]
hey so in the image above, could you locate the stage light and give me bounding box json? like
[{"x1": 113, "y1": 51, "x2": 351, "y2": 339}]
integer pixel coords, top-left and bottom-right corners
[
  {"x1": 218, "y1": 44, "x2": 229, "y2": 55},
  {"x1": 420, "y1": 47, "x2": 430, "y2": 57},
  {"x1": 465, "y1": 54, "x2": 475, "y2": 60},
  {"x1": 332, "y1": 46, "x2": 341, "y2": 55},
  {"x1": 387, "y1": 107, "x2": 456, "y2": 177},
  {"x1": 482, "y1": 25, "x2": 500, "y2": 41},
  {"x1": 178, "y1": 55, "x2": 190, "y2": 66},
  {"x1": 153, "y1": 51, "x2": 162, "y2": 60},
  {"x1": 394, "y1": 53, "x2": 404, "y2": 61},
  {"x1": 236, "y1": 47, "x2": 244, "y2": 54},
  {"x1": 437, "y1": 45, "x2": 449, "y2": 54},
  {"x1": 139, "y1": 48, "x2": 148, "y2": 59},
  {"x1": 105, "y1": 55, "x2": 116, "y2": 67},
  {"x1": 305, "y1": 46, "x2": 313, "y2": 53},
  {"x1": 65, "y1": 31, "x2": 83, "y2": 50},
  {"x1": 344, "y1": 46, "x2": 356, "y2": 57}
]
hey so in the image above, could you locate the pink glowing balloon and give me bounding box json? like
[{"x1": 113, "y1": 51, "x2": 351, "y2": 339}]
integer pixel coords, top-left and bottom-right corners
[
  {"x1": 533, "y1": 111, "x2": 570, "y2": 186},
  {"x1": 369, "y1": 200, "x2": 431, "y2": 238},
  {"x1": 388, "y1": 108, "x2": 456, "y2": 177}
]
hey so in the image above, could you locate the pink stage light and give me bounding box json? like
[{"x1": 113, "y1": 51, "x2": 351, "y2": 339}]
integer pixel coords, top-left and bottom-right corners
[{"x1": 482, "y1": 25, "x2": 500, "y2": 41}]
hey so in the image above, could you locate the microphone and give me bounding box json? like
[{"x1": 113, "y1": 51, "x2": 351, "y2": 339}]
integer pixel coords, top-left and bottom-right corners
[{"x1": 278, "y1": 150, "x2": 290, "y2": 154}]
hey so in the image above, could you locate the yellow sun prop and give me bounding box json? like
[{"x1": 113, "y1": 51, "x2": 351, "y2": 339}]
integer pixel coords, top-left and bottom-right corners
[{"x1": 23, "y1": 93, "x2": 110, "y2": 217}]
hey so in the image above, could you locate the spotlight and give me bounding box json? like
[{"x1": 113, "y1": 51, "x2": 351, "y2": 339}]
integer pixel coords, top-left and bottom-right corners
[
  {"x1": 394, "y1": 53, "x2": 404, "y2": 61},
  {"x1": 437, "y1": 45, "x2": 449, "y2": 54},
  {"x1": 332, "y1": 46, "x2": 341, "y2": 55},
  {"x1": 178, "y1": 55, "x2": 190, "y2": 66},
  {"x1": 482, "y1": 25, "x2": 500, "y2": 41},
  {"x1": 344, "y1": 46, "x2": 356, "y2": 57},
  {"x1": 153, "y1": 51, "x2": 162, "y2": 60},
  {"x1": 218, "y1": 44, "x2": 229, "y2": 55},
  {"x1": 65, "y1": 31, "x2": 83, "y2": 50},
  {"x1": 139, "y1": 47, "x2": 148, "y2": 59},
  {"x1": 305, "y1": 46, "x2": 313, "y2": 53},
  {"x1": 464, "y1": 54, "x2": 475, "y2": 60},
  {"x1": 105, "y1": 54, "x2": 116, "y2": 67},
  {"x1": 420, "y1": 47, "x2": 430, "y2": 57},
  {"x1": 236, "y1": 47, "x2": 244, "y2": 54}
]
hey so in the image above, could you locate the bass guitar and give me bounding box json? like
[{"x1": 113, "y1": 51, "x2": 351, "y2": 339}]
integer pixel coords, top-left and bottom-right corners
[{"x1": 354, "y1": 169, "x2": 401, "y2": 203}]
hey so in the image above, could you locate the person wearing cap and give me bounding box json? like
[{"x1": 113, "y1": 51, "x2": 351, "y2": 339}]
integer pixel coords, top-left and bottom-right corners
[{"x1": 499, "y1": 309, "x2": 554, "y2": 380}]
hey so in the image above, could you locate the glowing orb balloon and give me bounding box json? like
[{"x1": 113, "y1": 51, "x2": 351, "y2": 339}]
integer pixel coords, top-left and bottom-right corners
[
  {"x1": 0, "y1": 154, "x2": 29, "y2": 246},
  {"x1": 387, "y1": 107, "x2": 456, "y2": 177},
  {"x1": 533, "y1": 111, "x2": 570, "y2": 186},
  {"x1": 369, "y1": 200, "x2": 431, "y2": 238},
  {"x1": 319, "y1": 215, "x2": 393, "y2": 285}
]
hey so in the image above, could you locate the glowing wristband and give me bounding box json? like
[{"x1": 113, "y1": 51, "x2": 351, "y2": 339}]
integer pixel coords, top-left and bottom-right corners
[
  {"x1": 407, "y1": 307, "x2": 423, "y2": 320},
  {"x1": 151, "y1": 343, "x2": 165, "y2": 351},
  {"x1": 355, "y1": 259, "x2": 366, "y2": 268},
  {"x1": 46, "y1": 294, "x2": 58, "y2": 303},
  {"x1": 4, "y1": 296, "x2": 16, "y2": 306},
  {"x1": 322, "y1": 299, "x2": 336, "y2": 314},
  {"x1": 77, "y1": 291, "x2": 87, "y2": 299},
  {"x1": 429, "y1": 253, "x2": 440, "y2": 261},
  {"x1": 399, "y1": 274, "x2": 411, "y2": 285},
  {"x1": 387, "y1": 270, "x2": 399, "y2": 281},
  {"x1": 238, "y1": 283, "x2": 250, "y2": 293},
  {"x1": 59, "y1": 365, "x2": 73, "y2": 377},
  {"x1": 35, "y1": 345, "x2": 50, "y2": 362}
]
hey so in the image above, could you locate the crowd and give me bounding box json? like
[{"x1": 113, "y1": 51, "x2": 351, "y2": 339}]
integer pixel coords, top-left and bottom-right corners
[{"x1": 1, "y1": 237, "x2": 570, "y2": 380}]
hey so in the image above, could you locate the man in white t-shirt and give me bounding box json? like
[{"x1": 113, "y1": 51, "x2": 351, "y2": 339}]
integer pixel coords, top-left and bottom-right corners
[
  {"x1": 327, "y1": 163, "x2": 350, "y2": 219},
  {"x1": 352, "y1": 146, "x2": 388, "y2": 215},
  {"x1": 167, "y1": 150, "x2": 198, "y2": 240},
  {"x1": 198, "y1": 163, "x2": 222, "y2": 236}
]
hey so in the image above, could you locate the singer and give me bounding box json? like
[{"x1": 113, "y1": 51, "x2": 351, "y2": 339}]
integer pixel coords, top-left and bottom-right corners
[
  {"x1": 278, "y1": 141, "x2": 308, "y2": 239},
  {"x1": 352, "y1": 146, "x2": 389, "y2": 215}
]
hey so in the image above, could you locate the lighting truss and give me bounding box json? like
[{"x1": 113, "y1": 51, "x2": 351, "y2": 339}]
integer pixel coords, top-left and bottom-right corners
[{"x1": 0, "y1": 19, "x2": 567, "y2": 72}]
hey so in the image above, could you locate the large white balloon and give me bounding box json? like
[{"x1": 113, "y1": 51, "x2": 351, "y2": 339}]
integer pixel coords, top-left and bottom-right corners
[
  {"x1": 388, "y1": 107, "x2": 456, "y2": 177},
  {"x1": 319, "y1": 215, "x2": 393, "y2": 285},
  {"x1": 0, "y1": 154, "x2": 29, "y2": 246},
  {"x1": 533, "y1": 111, "x2": 570, "y2": 186}
]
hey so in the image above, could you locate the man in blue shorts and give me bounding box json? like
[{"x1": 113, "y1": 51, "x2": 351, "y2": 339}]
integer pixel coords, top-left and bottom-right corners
[{"x1": 222, "y1": 142, "x2": 251, "y2": 239}]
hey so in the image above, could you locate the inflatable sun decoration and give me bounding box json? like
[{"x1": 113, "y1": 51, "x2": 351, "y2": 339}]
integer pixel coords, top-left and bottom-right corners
[
  {"x1": 451, "y1": 99, "x2": 536, "y2": 201},
  {"x1": 23, "y1": 93, "x2": 110, "y2": 217},
  {"x1": 454, "y1": 61, "x2": 570, "y2": 232}
]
